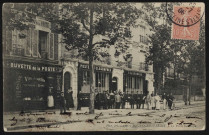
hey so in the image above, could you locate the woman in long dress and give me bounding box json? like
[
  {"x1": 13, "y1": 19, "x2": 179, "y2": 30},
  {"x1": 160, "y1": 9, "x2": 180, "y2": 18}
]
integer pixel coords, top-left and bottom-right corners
[
  {"x1": 47, "y1": 87, "x2": 54, "y2": 108},
  {"x1": 66, "y1": 87, "x2": 74, "y2": 110},
  {"x1": 155, "y1": 93, "x2": 161, "y2": 110}
]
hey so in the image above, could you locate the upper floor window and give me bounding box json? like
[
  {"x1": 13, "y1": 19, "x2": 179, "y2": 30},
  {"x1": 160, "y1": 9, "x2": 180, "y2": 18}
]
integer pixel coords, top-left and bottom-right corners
[
  {"x1": 139, "y1": 26, "x2": 148, "y2": 44},
  {"x1": 39, "y1": 31, "x2": 48, "y2": 58},
  {"x1": 10, "y1": 28, "x2": 55, "y2": 60}
]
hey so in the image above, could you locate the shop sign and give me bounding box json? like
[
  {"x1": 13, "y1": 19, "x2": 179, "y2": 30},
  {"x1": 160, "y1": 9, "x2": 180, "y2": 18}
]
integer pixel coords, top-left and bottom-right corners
[
  {"x1": 126, "y1": 71, "x2": 142, "y2": 76},
  {"x1": 80, "y1": 64, "x2": 112, "y2": 72},
  {"x1": 5, "y1": 61, "x2": 62, "y2": 72},
  {"x1": 95, "y1": 66, "x2": 112, "y2": 72}
]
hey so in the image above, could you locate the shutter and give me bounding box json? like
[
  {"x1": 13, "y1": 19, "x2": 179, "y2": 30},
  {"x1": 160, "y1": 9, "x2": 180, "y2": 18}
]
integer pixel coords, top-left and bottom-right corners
[
  {"x1": 54, "y1": 33, "x2": 58, "y2": 60},
  {"x1": 31, "y1": 29, "x2": 38, "y2": 57},
  {"x1": 5, "y1": 27, "x2": 12, "y2": 55},
  {"x1": 25, "y1": 29, "x2": 32, "y2": 56},
  {"x1": 49, "y1": 33, "x2": 54, "y2": 60}
]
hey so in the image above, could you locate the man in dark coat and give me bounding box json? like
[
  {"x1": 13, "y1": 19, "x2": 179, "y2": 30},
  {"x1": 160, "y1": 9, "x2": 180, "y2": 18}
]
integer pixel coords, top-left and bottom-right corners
[
  {"x1": 103, "y1": 91, "x2": 108, "y2": 109},
  {"x1": 167, "y1": 93, "x2": 174, "y2": 110},
  {"x1": 120, "y1": 93, "x2": 125, "y2": 109},
  {"x1": 60, "y1": 92, "x2": 66, "y2": 114},
  {"x1": 136, "y1": 93, "x2": 142, "y2": 109},
  {"x1": 129, "y1": 92, "x2": 135, "y2": 109},
  {"x1": 77, "y1": 91, "x2": 82, "y2": 110}
]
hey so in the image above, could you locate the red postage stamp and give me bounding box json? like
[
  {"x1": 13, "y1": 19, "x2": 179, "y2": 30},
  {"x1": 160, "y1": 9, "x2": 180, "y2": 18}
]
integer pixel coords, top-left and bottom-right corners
[{"x1": 171, "y1": 6, "x2": 201, "y2": 40}]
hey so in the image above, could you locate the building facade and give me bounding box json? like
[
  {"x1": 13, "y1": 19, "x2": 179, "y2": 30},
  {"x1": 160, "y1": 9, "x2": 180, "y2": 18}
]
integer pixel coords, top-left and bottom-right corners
[
  {"x1": 59, "y1": 19, "x2": 154, "y2": 109},
  {"x1": 3, "y1": 12, "x2": 62, "y2": 111}
]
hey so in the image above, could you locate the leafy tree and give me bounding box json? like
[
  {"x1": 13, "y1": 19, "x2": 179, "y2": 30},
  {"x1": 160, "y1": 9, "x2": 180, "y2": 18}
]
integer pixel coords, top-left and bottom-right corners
[
  {"x1": 143, "y1": 3, "x2": 173, "y2": 94},
  {"x1": 143, "y1": 3, "x2": 205, "y2": 98}
]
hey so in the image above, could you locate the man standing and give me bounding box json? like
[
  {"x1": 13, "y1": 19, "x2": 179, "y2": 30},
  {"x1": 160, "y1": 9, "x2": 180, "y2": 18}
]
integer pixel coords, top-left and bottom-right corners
[
  {"x1": 120, "y1": 92, "x2": 125, "y2": 109},
  {"x1": 167, "y1": 93, "x2": 174, "y2": 110},
  {"x1": 136, "y1": 92, "x2": 142, "y2": 109}
]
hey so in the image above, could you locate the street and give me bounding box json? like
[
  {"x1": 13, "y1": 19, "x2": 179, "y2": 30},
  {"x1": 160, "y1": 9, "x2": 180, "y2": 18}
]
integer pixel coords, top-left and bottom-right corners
[{"x1": 4, "y1": 101, "x2": 205, "y2": 131}]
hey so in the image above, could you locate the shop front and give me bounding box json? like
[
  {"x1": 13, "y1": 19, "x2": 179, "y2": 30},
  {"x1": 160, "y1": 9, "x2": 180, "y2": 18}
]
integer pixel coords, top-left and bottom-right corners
[
  {"x1": 123, "y1": 70, "x2": 146, "y2": 95},
  {"x1": 3, "y1": 59, "x2": 62, "y2": 112},
  {"x1": 77, "y1": 63, "x2": 112, "y2": 107}
]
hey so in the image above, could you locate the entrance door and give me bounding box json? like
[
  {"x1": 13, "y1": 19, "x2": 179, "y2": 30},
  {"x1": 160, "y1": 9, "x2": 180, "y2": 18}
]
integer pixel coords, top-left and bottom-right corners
[
  {"x1": 112, "y1": 77, "x2": 118, "y2": 93},
  {"x1": 143, "y1": 80, "x2": 148, "y2": 95},
  {"x1": 64, "y1": 72, "x2": 71, "y2": 95}
]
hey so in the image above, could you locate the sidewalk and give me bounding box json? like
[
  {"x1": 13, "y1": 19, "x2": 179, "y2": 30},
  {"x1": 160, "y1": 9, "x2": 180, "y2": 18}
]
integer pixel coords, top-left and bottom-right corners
[{"x1": 3, "y1": 100, "x2": 205, "y2": 131}]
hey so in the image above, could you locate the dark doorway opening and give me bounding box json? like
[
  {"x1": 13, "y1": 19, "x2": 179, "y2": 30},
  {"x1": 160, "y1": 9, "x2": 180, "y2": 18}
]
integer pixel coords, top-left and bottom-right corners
[
  {"x1": 64, "y1": 72, "x2": 71, "y2": 95},
  {"x1": 143, "y1": 80, "x2": 148, "y2": 95},
  {"x1": 111, "y1": 77, "x2": 118, "y2": 93}
]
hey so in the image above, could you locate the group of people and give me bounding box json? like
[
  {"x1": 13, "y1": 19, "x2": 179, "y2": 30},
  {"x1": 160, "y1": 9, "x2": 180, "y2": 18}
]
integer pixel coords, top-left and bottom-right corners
[
  {"x1": 94, "y1": 90, "x2": 175, "y2": 111},
  {"x1": 145, "y1": 92, "x2": 175, "y2": 110},
  {"x1": 59, "y1": 88, "x2": 175, "y2": 114}
]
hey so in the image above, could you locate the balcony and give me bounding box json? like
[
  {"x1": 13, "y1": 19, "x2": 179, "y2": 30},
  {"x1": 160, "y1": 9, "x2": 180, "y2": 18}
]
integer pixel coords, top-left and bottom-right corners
[{"x1": 139, "y1": 62, "x2": 149, "y2": 71}]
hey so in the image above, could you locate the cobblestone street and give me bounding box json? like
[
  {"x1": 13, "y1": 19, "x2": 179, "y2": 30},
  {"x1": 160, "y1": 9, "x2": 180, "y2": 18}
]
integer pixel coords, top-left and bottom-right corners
[{"x1": 4, "y1": 101, "x2": 205, "y2": 131}]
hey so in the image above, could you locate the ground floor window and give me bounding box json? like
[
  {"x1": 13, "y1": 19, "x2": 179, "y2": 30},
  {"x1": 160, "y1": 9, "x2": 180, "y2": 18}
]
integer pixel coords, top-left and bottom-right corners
[{"x1": 95, "y1": 72, "x2": 110, "y2": 92}]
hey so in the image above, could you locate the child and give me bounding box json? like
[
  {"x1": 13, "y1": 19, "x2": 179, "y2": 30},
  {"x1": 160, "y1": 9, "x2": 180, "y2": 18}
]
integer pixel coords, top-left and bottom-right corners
[{"x1": 60, "y1": 92, "x2": 66, "y2": 114}]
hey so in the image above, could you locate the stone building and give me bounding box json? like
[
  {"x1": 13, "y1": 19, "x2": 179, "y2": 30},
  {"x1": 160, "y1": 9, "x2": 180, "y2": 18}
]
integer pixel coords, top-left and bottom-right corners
[
  {"x1": 59, "y1": 19, "x2": 154, "y2": 109},
  {"x1": 3, "y1": 6, "x2": 62, "y2": 111}
]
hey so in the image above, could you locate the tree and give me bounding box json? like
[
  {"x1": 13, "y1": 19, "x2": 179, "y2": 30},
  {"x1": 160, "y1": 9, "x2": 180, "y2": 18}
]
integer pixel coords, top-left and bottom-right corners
[
  {"x1": 3, "y1": 3, "x2": 141, "y2": 114},
  {"x1": 143, "y1": 3, "x2": 205, "y2": 98},
  {"x1": 142, "y1": 3, "x2": 173, "y2": 94},
  {"x1": 56, "y1": 3, "x2": 141, "y2": 114}
]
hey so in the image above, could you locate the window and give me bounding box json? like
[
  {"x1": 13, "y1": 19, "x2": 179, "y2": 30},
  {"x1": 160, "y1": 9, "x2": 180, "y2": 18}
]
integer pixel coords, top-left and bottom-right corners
[
  {"x1": 125, "y1": 75, "x2": 140, "y2": 93},
  {"x1": 83, "y1": 70, "x2": 90, "y2": 85},
  {"x1": 12, "y1": 29, "x2": 25, "y2": 56},
  {"x1": 39, "y1": 31, "x2": 48, "y2": 59},
  {"x1": 139, "y1": 26, "x2": 148, "y2": 44},
  {"x1": 95, "y1": 72, "x2": 110, "y2": 92}
]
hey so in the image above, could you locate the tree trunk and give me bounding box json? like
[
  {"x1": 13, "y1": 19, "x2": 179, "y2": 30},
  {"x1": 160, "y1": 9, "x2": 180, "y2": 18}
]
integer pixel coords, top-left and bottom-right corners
[
  {"x1": 89, "y1": 5, "x2": 95, "y2": 114},
  {"x1": 188, "y1": 76, "x2": 192, "y2": 105}
]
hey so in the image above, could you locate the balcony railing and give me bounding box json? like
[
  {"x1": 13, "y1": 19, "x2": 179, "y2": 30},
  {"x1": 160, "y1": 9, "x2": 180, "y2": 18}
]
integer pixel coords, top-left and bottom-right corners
[{"x1": 139, "y1": 62, "x2": 149, "y2": 71}]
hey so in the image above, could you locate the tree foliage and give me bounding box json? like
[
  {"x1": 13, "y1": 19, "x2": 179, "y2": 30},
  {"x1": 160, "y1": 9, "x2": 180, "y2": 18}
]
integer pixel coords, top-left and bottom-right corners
[{"x1": 143, "y1": 3, "x2": 205, "y2": 93}]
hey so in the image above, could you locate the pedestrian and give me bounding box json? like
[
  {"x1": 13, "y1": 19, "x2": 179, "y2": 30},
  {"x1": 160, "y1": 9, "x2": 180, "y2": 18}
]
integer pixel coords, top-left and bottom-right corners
[
  {"x1": 60, "y1": 92, "x2": 66, "y2": 114},
  {"x1": 77, "y1": 91, "x2": 82, "y2": 110},
  {"x1": 183, "y1": 94, "x2": 187, "y2": 105},
  {"x1": 106, "y1": 91, "x2": 111, "y2": 109},
  {"x1": 65, "y1": 87, "x2": 74, "y2": 110},
  {"x1": 151, "y1": 93, "x2": 155, "y2": 110},
  {"x1": 129, "y1": 92, "x2": 135, "y2": 109},
  {"x1": 145, "y1": 91, "x2": 151, "y2": 110},
  {"x1": 136, "y1": 92, "x2": 142, "y2": 109},
  {"x1": 47, "y1": 86, "x2": 54, "y2": 108},
  {"x1": 167, "y1": 93, "x2": 174, "y2": 110},
  {"x1": 155, "y1": 93, "x2": 161, "y2": 110},
  {"x1": 109, "y1": 91, "x2": 115, "y2": 109},
  {"x1": 95, "y1": 91, "x2": 101, "y2": 109},
  {"x1": 120, "y1": 92, "x2": 125, "y2": 109},
  {"x1": 141, "y1": 93, "x2": 146, "y2": 109},
  {"x1": 162, "y1": 93, "x2": 167, "y2": 110},
  {"x1": 115, "y1": 92, "x2": 121, "y2": 109},
  {"x1": 103, "y1": 91, "x2": 108, "y2": 109}
]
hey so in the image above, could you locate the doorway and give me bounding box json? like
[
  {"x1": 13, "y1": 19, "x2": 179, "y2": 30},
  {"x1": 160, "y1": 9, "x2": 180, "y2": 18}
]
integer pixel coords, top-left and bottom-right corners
[
  {"x1": 112, "y1": 77, "x2": 118, "y2": 93},
  {"x1": 64, "y1": 72, "x2": 71, "y2": 95}
]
